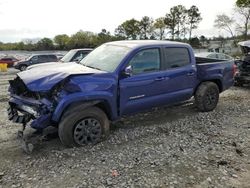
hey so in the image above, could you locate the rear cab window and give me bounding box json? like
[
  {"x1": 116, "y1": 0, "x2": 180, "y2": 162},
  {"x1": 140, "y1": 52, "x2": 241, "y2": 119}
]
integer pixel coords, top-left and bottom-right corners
[{"x1": 163, "y1": 47, "x2": 191, "y2": 69}]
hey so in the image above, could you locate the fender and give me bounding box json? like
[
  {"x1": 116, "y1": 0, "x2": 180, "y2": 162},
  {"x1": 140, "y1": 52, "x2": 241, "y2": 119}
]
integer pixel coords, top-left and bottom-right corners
[{"x1": 52, "y1": 91, "x2": 118, "y2": 122}]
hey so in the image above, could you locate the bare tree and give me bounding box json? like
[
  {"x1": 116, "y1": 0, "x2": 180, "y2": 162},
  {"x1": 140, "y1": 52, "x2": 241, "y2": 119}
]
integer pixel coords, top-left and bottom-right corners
[{"x1": 214, "y1": 14, "x2": 235, "y2": 38}]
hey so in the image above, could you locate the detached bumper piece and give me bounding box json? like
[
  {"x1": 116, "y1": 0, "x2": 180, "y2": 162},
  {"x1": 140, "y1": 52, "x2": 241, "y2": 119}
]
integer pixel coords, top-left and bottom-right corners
[
  {"x1": 8, "y1": 106, "x2": 31, "y2": 124},
  {"x1": 235, "y1": 73, "x2": 250, "y2": 85},
  {"x1": 17, "y1": 130, "x2": 34, "y2": 154}
]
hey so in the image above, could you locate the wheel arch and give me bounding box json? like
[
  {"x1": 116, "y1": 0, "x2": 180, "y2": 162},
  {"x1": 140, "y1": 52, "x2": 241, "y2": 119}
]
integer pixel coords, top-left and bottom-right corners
[
  {"x1": 53, "y1": 99, "x2": 113, "y2": 123},
  {"x1": 194, "y1": 79, "x2": 223, "y2": 95}
]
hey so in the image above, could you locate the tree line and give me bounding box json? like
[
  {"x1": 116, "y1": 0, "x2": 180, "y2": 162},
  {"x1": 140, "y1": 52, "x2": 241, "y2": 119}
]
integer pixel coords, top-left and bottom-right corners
[
  {"x1": 2, "y1": 0, "x2": 250, "y2": 51},
  {"x1": 0, "y1": 4, "x2": 203, "y2": 51}
]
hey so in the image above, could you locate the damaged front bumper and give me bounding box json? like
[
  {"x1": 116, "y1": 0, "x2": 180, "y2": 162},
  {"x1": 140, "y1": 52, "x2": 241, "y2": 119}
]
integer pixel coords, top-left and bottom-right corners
[{"x1": 8, "y1": 94, "x2": 54, "y2": 130}]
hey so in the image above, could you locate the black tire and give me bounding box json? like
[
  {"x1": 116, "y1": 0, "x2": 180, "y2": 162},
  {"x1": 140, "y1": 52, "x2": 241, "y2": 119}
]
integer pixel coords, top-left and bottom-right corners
[
  {"x1": 58, "y1": 106, "x2": 110, "y2": 147},
  {"x1": 195, "y1": 82, "x2": 219, "y2": 112},
  {"x1": 20, "y1": 65, "x2": 27, "y2": 71},
  {"x1": 234, "y1": 81, "x2": 243, "y2": 87}
]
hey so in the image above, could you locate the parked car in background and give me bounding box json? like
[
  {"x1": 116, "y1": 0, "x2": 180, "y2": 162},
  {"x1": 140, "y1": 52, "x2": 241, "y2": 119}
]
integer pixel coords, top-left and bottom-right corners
[
  {"x1": 0, "y1": 56, "x2": 19, "y2": 67},
  {"x1": 55, "y1": 53, "x2": 65, "y2": 60},
  {"x1": 60, "y1": 48, "x2": 93, "y2": 63},
  {"x1": 195, "y1": 52, "x2": 234, "y2": 61},
  {"x1": 14, "y1": 54, "x2": 58, "y2": 71}
]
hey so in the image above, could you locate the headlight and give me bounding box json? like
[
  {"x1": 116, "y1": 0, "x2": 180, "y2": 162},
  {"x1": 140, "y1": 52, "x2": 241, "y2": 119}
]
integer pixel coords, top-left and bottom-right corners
[{"x1": 19, "y1": 105, "x2": 39, "y2": 117}]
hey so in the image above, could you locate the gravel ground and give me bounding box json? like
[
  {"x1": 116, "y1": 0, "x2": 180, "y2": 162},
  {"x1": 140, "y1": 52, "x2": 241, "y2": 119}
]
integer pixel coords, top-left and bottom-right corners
[{"x1": 0, "y1": 69, "x2": 249, "y2": 188}]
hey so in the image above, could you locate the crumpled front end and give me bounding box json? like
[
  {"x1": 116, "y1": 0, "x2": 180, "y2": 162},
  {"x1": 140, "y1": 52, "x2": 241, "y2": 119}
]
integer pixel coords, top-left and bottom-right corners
[{"x1": 8, "y1": 76, "x2": 55, "y2": 130}]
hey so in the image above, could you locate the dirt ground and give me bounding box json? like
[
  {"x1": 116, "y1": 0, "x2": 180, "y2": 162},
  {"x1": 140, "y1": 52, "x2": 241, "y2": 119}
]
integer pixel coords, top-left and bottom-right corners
[{"x1": 0, "y1": 69, "x2": 249, "y2": 188}]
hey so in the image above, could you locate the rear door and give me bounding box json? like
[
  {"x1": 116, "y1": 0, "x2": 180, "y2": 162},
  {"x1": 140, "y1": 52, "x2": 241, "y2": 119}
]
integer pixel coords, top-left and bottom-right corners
[
  {"x1": 47, "y1": 55, "x2": 57, "y2": 62},
  {"x1": 160, "y1": 47, "x2": 197, "y2": 101}
]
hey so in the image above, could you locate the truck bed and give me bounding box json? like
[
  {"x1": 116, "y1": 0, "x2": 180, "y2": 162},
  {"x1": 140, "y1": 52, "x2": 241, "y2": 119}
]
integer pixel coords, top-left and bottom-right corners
[
  {"x1": 195, "y1": 57, "x2": 227, "y2": 64},
  {"x1": 195, "y1": 58, "x2": 235, "y2": 92}
]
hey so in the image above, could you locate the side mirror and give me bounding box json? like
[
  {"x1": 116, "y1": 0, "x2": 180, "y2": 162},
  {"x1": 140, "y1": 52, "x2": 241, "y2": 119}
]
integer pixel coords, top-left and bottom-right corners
[
  {"x1": 123, "y1": 65, "x2": 133, "y2": 77},
  {"x1": 74, "y1": 59, "x2": 80, "y2": 63}
]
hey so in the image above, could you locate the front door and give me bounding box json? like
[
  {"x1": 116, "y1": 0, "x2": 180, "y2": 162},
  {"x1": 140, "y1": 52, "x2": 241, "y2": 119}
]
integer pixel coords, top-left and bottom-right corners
[{"x1": 119, "y1": 48, "x2": 166, "y2": 115}]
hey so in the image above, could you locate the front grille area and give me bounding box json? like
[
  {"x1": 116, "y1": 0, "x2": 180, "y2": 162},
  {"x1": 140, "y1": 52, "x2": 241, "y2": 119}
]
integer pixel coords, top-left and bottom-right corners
[
  {"x1": 9, "y1": 76, "x2": 27, "y2": 95},
  {"x1": 9, "y1": 77, "x2": 51, "y2": 100}
]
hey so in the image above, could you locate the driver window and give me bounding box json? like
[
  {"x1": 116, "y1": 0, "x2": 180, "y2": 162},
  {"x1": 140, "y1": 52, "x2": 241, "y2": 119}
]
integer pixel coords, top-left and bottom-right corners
[
  {"x1": 31, "y1": 56, "x2": 38, "y2": 61},
  {"x1": 129, "y1": 48, "x2": 160, "y2": 75}
]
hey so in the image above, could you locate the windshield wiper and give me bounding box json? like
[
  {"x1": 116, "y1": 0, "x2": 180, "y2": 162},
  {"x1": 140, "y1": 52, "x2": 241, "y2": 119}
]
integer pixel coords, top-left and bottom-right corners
[{"x1": 84, "y1": 65, "x2": 102, "y2": 71}]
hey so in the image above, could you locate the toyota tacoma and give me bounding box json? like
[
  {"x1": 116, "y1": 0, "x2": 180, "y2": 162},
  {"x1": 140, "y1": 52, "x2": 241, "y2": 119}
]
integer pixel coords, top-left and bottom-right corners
[{"x1": 8, "y1": 40, "x2": 236, "y2": 151}]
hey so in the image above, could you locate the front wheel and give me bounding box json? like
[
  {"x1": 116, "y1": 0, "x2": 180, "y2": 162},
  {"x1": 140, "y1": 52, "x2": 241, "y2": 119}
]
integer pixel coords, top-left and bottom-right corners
[
  {"x1": 20, "y1": 65, "x2": 27, "y2": 71},
  {"x1": 195, "y1": 82, "x2": 219, "y2": 112},
  {"x1": 58, "y1": 106, "x2": 110, "y2": 147}
]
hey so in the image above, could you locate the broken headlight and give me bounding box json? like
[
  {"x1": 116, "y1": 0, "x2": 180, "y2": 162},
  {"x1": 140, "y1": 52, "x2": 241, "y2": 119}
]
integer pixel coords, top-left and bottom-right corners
[{"x1": 19, "y1": 105, "x2": 39, "y2": 118}]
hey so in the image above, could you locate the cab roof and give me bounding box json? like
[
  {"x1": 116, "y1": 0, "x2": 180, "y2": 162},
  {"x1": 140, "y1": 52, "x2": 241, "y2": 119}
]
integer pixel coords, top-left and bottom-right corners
[{"x1": 106, "y1": 40, "x2": 190, "y2": 49}]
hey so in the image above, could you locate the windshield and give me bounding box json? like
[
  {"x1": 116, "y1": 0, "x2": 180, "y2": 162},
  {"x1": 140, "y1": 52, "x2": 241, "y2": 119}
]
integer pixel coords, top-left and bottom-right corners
[
  {"x1": 80, "y1": 44, "x2": 131, "y2": 72},
  {"x1": 61, "y1": 50, "x2": 76, "y2": 62}
]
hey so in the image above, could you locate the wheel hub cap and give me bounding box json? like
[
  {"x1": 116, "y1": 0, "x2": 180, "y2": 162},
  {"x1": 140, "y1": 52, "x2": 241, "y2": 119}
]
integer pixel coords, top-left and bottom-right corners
[{"x1": 73, "y1": 118, "x2": 101, "y2": 145}]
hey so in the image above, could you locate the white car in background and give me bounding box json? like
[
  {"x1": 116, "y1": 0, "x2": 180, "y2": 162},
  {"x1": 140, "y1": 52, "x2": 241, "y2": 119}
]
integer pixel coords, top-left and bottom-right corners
[{"x1": 195, "y1": 52, "x2": 234, "y2": 60}]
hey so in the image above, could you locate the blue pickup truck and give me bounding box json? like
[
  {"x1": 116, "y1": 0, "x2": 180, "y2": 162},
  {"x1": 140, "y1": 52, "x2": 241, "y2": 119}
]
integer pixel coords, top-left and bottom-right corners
[{"x1": 8, "y1": 40, "x2": 236, "y2": 149}]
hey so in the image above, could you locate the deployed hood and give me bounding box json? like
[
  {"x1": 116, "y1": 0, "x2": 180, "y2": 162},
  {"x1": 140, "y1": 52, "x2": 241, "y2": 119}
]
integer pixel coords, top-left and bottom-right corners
[
  {"x1": 26, "y1": 62, "x2": 60, "y2": 70},
  {"x1": 17, "y1": 62, "x2": 104, "y2": 92}
]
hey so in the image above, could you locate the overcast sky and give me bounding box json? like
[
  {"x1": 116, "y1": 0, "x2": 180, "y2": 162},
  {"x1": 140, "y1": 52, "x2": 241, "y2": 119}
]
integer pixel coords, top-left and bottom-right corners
[{"x1": 0, "y1": 0, "x2": 236, "y2": 42}]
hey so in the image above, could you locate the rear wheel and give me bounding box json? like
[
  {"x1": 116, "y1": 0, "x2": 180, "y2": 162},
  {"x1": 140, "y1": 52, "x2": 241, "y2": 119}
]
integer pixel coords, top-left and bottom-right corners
[
  {"x1": 195, "y1": 82, "x2": 219, "y2": 112},
  {"x1": 58, "y1": 106, "x2": 110, "y2": 147},
  {"x1": 234, "y1": 81, "x2": 243, "y2": 87}
]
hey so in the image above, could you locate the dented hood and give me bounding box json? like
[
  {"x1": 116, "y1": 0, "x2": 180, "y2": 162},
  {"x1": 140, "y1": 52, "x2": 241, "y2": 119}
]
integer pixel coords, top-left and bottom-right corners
[{"x1": 17, "y1": 62, "x2": 104, "y2": 92}]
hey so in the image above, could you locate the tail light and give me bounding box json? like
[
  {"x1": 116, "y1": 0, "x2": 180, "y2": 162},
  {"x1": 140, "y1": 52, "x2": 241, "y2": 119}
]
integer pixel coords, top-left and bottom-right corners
[{"x1": 232, "y1": 64, "x2": 238, "y2": 77}]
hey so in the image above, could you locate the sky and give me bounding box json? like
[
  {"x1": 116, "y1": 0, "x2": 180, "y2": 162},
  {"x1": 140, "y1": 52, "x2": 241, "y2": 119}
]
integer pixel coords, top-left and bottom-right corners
[{"x1": 0, "y1": 0, "x2": 237, "y2": 43}]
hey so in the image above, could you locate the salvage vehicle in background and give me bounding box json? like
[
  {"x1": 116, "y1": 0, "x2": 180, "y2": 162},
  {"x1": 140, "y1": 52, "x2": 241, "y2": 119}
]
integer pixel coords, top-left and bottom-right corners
[
  {"x1": 234, "y1": 40, "x2": 250, "y2": 86},
  {"x1": 13, "y1": 54, "x2": 58, "y2": 71},
  {"x1": 7, "y1": 40, "x2": 236, "y2": 152},
  {"x1": 60, "y1": 48, "x2": 93, "y2": 63},
  {"x1": 0, "y1": 56, "x2": 19, "y2": 67}
]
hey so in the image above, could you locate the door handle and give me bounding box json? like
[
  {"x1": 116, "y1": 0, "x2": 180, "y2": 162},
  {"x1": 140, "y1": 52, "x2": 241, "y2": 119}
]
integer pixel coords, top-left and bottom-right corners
[
  {"x1": 155, "y1": 77, "x2": 165, "y2": 81},
  {"x1": 187, "y1": 72, "x2": 195, "y2": 76}
]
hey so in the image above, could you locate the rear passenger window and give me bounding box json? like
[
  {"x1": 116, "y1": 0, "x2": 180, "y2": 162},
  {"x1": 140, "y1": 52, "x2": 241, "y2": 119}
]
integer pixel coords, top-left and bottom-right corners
[
  {"x1": 129, "y1": 48, "x2": 160, "y2": 75},
  {"x1": 48, "y1": 55, "x2": 57, "y2": 61},
  {"x1": 164, "y1": 48, "x2": 190, "y2": 69},
  {"x1": 39, "y1": 55, "x2": 48, "y2": 62}
]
